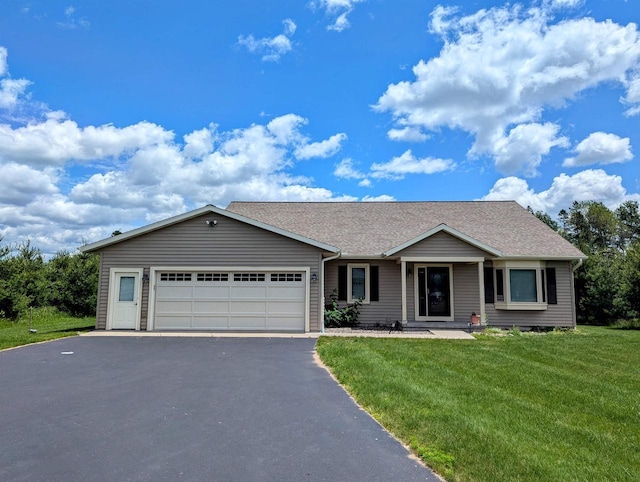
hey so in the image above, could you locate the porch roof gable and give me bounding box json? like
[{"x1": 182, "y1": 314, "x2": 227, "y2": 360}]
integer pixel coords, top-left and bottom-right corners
[{"x1": 382, "y1": 223, "x2": 502, "y2": 257}]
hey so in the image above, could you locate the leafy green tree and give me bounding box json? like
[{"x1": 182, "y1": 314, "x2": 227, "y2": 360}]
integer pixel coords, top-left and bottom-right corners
[
  {"x1": 575, "y1": 251, "x2": 626, "y2": 324},
  {"x1": 0, "y1": 238, "x2": 31, "y2": 319},
  {"x1": 615, "y1": 201, "x2": 640, "y2": 249},
  {"x1": 528, "y1": 206, "x2": 560, "y2": 232},
  {"x1": 620, "y1": 240, "x2": 640, "y2": 319},
  {"x1": 45, "y1": 250, "x2": 99, "y2": 316},
  {"x1": 13, "y1": 240, "x2": 46, "y2": 308},
  {"x1": 560, "y1": 201, "x2": 617, "y2": 254}
]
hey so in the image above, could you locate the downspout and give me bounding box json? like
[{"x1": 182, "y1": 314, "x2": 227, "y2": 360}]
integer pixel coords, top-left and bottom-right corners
[
  {"x1": 572, "y1": 258, "x2": 584, "y2": 272},
  {"x1": 320, "y1": 251, "x2": 342, "y2": 333}
]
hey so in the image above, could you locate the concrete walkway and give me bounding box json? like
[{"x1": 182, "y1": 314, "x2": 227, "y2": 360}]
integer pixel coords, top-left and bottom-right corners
[{"x1": 82, "y1": 329, "x2": 475, "y2": 340}]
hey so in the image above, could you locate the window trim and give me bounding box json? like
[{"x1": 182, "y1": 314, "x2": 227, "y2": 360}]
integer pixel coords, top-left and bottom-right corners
[
  {"x1": 347, "y1": 263, "x2": 370, "y2": 304},
  {"x1": 493, "y1": 260, "x2": 548, "y2": 310}
]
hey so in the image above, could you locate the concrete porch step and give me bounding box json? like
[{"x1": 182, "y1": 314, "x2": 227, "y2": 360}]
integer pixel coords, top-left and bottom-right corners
[{"x1": 404, "y1": 321, "x2": 484, "y2": 332}]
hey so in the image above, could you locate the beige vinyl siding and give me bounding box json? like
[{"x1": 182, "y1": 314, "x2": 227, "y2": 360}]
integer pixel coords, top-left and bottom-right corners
[
  {"x1": 95, "y1": 214, "x2": 322, "y2": 331},
  {"x1": 484, "y1": 261, "x2": 576, "y2": 328},
  {"x1": 398, "y1": 231, "x2": 494, "y2": 258},
  {"x1": 451, "y1": 263, "x2": 481, "y2": 323},
  {"x1": 324, "y1": 260, "x2": 402, "y2": 325}
]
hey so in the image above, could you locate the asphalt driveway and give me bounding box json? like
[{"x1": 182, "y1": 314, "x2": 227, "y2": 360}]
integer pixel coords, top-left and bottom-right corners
[{"x1": 0, "y1": 337, "x2": 439, "y2": 481}]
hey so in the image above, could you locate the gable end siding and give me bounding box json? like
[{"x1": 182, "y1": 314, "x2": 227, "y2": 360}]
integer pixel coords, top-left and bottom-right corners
[{"x1": 397, "y1": 231, "x2": 494, "y2": 258}]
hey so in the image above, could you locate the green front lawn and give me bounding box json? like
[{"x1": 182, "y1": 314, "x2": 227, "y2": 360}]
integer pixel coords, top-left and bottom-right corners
[
  {"x1": 316, "y1": 327, "x2": 640, "y2": 481},
  {"x1": 0, "y1": 307, "x2": 95, "y2": 350}
]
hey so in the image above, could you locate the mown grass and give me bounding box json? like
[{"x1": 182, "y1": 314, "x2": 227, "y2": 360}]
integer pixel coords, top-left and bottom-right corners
[
  {"x1": 316, "y1": 327, "x2": 640, "y2": 482},
  {"x1": 0, "y1": 307, "x2": 95, "y2": 350}
]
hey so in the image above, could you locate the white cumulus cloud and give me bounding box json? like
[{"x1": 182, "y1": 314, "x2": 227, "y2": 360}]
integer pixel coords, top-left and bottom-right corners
[
  {"x1": 238, "y1": 19, "x2": 297, "y2": 62},
  {"x1": 295, "y1": 133, "x2": 347, "y2": 159},
  {"x1": 312, "y1": 0, "x2": 366, "y2": 32},
  {"x1": 563, "y1": 132, "x2": 633, "y2": 167},
  {"x1": 0, "y1": 113, "x2": 172, "y2": 166},
  {"x1": 334, "y1": 157, "x2": 367, "y2": 179},
  {"x1": 483, "y1": 169, "x2": 640, "y2": 214},
  {"x1": 484, "y1": 123, "x2": 569, "y2": 176},
  {"x1": 371, "y1": 150, "x2": 455, "y2": 180},
  {"x1": 387, "y1": 127, "x2": 429, "y2": 142},
  {"x1": 375, "y1": 3, "x2": 640, "y2": 175}
]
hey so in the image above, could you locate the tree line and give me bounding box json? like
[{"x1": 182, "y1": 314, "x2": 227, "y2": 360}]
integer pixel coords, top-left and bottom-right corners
[
  {"x1": 0, "y1": 239, "x2": 99, "y2": 320},
  {"x1": 530, "y1": 200, "x2": 640, "y2": 324},
  {"x1": 1, "y1": 200, "x2": 639, "y2": 324}
]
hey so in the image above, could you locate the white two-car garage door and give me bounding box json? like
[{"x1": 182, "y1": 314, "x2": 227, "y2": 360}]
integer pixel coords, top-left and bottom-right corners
[{"x1": 152, "y1": 270, "x2": 307, "y2": 331}]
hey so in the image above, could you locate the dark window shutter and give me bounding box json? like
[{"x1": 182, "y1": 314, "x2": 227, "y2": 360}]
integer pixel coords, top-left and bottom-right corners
[
  {"x1": 370, "y1": 266, "x2": 379, "y2": 302},
  {"x1": 546, "y1": 267, "x2": 557, "y2": 305},
  {"x1": 338, "y1": 266, "x2": 347, "y2": 301},
  {"x1": 496, "y1": 269, "x2": 504, "y2": 301},
  {"x1": 484, "y1": 267, "x2": 494, "y2": 304}
]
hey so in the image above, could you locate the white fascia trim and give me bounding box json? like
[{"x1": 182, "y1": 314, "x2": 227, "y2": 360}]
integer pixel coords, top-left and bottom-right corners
[
  {"x1": 497, "y1": 255, "x2": 587, "y2": 261},
  {"x1": 398, "y1": 256, "x2": 485, "y2": 263},
  {"x1": 335, "y1": 254, "x2": 384, "y2": 260},
  {"x1": 80, "y1": 204, "x2": 340, "y2": 254},
  {"x1": 383, "y1": 223, "x2": 502, "y2": 257}
]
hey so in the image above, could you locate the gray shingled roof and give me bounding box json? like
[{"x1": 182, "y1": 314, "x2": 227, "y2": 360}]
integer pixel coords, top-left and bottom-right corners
[{"x1": 226, "y1": 201, "x2": 585, "y2": 259}]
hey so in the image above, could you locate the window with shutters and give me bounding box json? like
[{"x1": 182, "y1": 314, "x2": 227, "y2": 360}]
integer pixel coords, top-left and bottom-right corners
[
  {"x1": 346, "y1": 263, "x2": 370, "y2": 304},
  {"x1": 489, "y1": 261, "x2": 551, "y2": 310}
]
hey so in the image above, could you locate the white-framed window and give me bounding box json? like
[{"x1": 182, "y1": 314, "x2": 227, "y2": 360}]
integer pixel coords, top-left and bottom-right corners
[
  {"x1": 493, "y1": 261, "x2": 547, "y2": 310},
  {"x1": 347, "y1": 263, "x2": 370, "y2": 304}
]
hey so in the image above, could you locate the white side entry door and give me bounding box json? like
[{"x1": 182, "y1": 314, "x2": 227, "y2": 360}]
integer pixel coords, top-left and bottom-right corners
[{"x1": 109, "y1": 269, "x2": 142, "y2": 329}]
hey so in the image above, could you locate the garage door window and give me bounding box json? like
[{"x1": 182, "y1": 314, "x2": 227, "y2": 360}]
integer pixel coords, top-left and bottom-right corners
[
  {"x1": 271, "y1": 273, "x2": 303, "y2": 282},
  {"x1": 160, "y1": 273, "x2": 192, "y2": 281},
  {"x1": 197, "y1": 273, "x2": 229, "y2": 282},
  {"x1": 233, "y1": 273, "x2": 266, "y2": 282}
]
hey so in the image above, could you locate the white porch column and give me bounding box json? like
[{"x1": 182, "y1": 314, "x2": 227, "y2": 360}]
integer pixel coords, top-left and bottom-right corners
[
  {"x1": 478, "y1": 260, "x2": 485, "y2": 324},
  {"x1": 401, "y1": 260, "x2": 407, "y2": 323}
]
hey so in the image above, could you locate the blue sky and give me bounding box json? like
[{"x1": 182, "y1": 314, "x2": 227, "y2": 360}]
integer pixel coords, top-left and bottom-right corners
[{"x1": 0, "y1": 0, "x2": 639, "y2": 255}]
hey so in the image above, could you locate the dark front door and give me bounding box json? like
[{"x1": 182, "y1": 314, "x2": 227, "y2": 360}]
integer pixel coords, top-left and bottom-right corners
[{"x1": 417, "y1": 266, "x2": 452, "y2": 319}]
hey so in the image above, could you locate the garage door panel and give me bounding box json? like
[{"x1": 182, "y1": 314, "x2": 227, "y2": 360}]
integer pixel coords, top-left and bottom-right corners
[
  {"x1": 268, "y1": 286, "x2": 305, "y2": 298},
  {"x1": 268, "y1": 317, "x2": 304, "y2": 330},
  {"x1": 230, "y1": 316, "x2": 267, "y2": 329},
  {"x1": 268, "y1": 301, "x2": 305, "y2": 314},
  {"x1": 157, "y1": 286, "x2": 193, "y2": 298},
  {"x1": 230, "y1": 286, "x2": 268, "y2": 298},
  {"x1": 154, "y1": 270, "x2": 305, "y2": 331},
  {"x1": 156, "y1": 300, "x2": 193, "y2": 312},
  {"x1": 154, "y1": 316, "x2": 193, "y2": 330},
  {"x1": 193, "y1": 301, "x2": 229, "y2": 313},
  {"x1": 193, "y1": 286, "x2": 230, "y2": 298},
  {"x1": 230, "y1": 301, "x2": 267, "y2": 313},
  {"x1": 192, "y1": 316, "x2": 229, "y2": 329}
]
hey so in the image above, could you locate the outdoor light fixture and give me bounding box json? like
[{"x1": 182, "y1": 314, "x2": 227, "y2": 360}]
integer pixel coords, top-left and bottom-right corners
[
  {"x1": 311, "y1": 273, "x2": 318, "y2": 282},
  {"x1": 142, "y1": 274, "x2": 149, "y2": 282},
  {"x1": 205, "y1": 220, "x2": 218, "y2": 226},
  {"x1": 407, "y1": 268, "x2": 412, "y2": 277}
]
